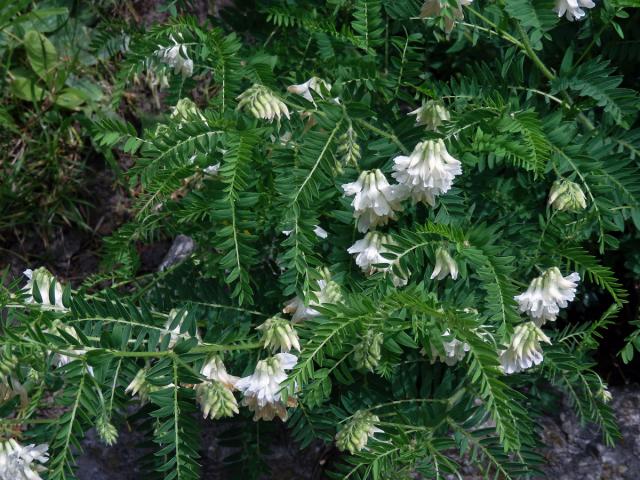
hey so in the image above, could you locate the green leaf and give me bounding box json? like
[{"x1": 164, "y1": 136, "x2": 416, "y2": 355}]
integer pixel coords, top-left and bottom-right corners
[
  {"x1": 10, "y1": 73, "x2": 45, "y2": 102},
  {"x1": 24, "y1": 30, "x2": 58, "y2": 83}
]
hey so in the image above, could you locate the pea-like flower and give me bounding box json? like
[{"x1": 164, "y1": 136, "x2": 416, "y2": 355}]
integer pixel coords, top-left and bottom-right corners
[
  {"x1": 431, "y1": 247, "x2": 459, "y2": 280},
  {"x1": 283, "y1": 270, "x2": 343, "y2": 322},
  {"x1": 499, "y1": 322, "x2": 551, "y2": 374},
  {"x1": 430, "y1": 330, "x2": 470, "y2": 366},
  {"x1": 155, "y1": 34, "x2": 194, "y2": 77},
  {"x1": 287, "y1": 77, "x2": 331, "y2": 103},
  {"x1": 22, "y1": 267, "x2": 66, "y2": 310},
  {"x1": 256, "y1": 316, "x2": 301, "y2": 353},
  {"x1": 0, "y1": 439, "x2": 49, "y2": 480},
  {"x1": 548, "y1": 179, "x2": 587, "y2": 212},
  {"x1": 392, "y1": 139, "x2": 462, "y2": 207},
  {"x1": 420, "y1": 0, "x2": 474, "y2": 33},
  {"x1": 343, "y1": 169, "x2": 407, "y2": 232},
  {"x1": 200, "y1": 355, "x2": 239, "y2": 389},
  {"x1": 514, "y1": 267, "x2": 580, "y2": 325},
  {"x1": 409, "y1": 100, "x2": 450, "y2": 130},
  {"x1": 555, "y1": 0, "x2": 595, "y2": 21},
  {"x1": 236, "y1": 84, "x2": 290, "y2": 122},
  {"x1": 235, "y1": 353, "x2": 298, "y2": 421},
  {"x1": 347, "y1": 232, "x2": 409, "y2": 287},
  {"x1": 335, "y1": 411, "x2": 384, "y2": 454}
]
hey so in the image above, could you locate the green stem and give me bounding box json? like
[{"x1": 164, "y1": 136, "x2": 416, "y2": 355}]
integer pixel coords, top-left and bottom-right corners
[{"x1": 356, "y1": 118, "x2": 409, "y2": 154}]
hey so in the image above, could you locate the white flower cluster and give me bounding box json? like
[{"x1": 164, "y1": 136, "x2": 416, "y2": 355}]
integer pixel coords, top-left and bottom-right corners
[
  {"x1": 409, "y1": 100, "x2": 450, "y2": 130},
  {"x1": 555, "y1": 0, "x2": 595, "y2": 21},
  {"x1": 256, "y1": 316, "x2": 301, "y2": 353},
  {"x1": 22, "y1": 267, "x2": 66, "y2": 310},
  {"x1": 392, "y1": 139, "x2": 462, "y2": 207},
  {"x1": 514, "y1": 267, "x2": 580, "y2": 326},
  {"x1": 196, "y1": 356, "x2": 239, "y2": 420},
  {"x1": 499, "y1": 322, "x2": 551, "y2": 374},
  {"x1": 347, "y1": 232, "x2": 408, "y2": 287},
  {"x1": 343, "y1": 169, "x2": 407, "y2": 233},
  {"x1": 235, "y1": 353, "x2": 298, "y2": 421},
  {"x1": 155, "y1": 34, "x2": 194, "y2": 78},
  {"x1": 0, "y1": 439, "x2": 49, "y2": 480}
]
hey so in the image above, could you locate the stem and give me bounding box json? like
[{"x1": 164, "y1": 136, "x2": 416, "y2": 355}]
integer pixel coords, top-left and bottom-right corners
[{"x1": 356, "y1": 118, "x2": 409, "y2": 155}]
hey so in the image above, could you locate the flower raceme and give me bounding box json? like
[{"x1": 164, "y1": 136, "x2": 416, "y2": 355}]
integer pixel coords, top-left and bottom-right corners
[
  {"x1": 235, "y1": 353, "x2": 298, "y2": 421},
  {"x1": 409, "y1": 100, "x2": 450, "y2": 130},
  {"x1": 555, "y1": 0, "x2": 595, "y2": 21},
  {"x1": 499, "y1": 322, "x2": 551, "y2": 374},
  {"x1": 154, "y1": 34, "x2": 194, "y2": 78},
  {"x1": 196, "y1": 356, "x2": 240, "y2": 421},
  {"x1": 256, "y1": 316, "x2": 301, "y2": 353},
  {"x1": 336, "y1": 411, "x2": 384, "y2": 454},
  {"x1": 0, "y1": 439, "x2": 49, "y2": 480},
  {"x1": 347, "y1": 232, "x2": 408, "y2": 287},
  {"x1": 343, "y1": 169, "x2": 407, "y2": 232},
  {"x1": 514, "y1": 267, "x2": 580, "y2": 325},
  {"x1": 236, "y1": 84, "x2": 290, "y2": 122},
  {"x1": 282, "y1": 271, "x2": 343, "y2": 322},
  {"x1": 548, "y1": 179, "x2": 587, "y2": 212},
  {"x1": 392, "y1": 139, "x2": 462, "y2": 207},
  {"x1": 430, "y1": 330, "x2": 470, "y2": 366}
]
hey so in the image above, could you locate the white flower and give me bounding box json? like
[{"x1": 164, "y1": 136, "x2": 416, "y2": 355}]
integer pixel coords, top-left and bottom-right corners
[
  {"x1": 283, "y1": 270, "x2": 343, "y2": 322},
  {"x1": 155, "y1": 35, "x2": 194, "y2": 78},
  {"x1": 343, "y1": 169, "x2": 407, "y2": 232},
  {"x1": 347, "y1": 232, "x2": 408, "y2": 287},
  {"x1": 430, "y1": 330, "x2": 469, "y2": 365},
  {"x1": 22, "y1": 268, "x2": 66, "y2": 310},
  {"x1": 287, "y1": 77, "x2": 331, "y2": 103},
  {"x1": 514, "y1": 267, "x2": 580, "y2": 325},
  {"x1": 0, "y1": 439, "x2": 49, "y2": 480},
  {"x1": 200, "y1": 356, "x2": 239, "y2": 389},
  {"x1": 203, "y1": 163, "x2": 220, "y2": 175},
  {"x1": 392, "y1": 139, "x2": 462, "y2": 207},
  {"x1": 163, "y1": 309, "x2": 199, "y2": 348},
  {"x1": 499, "y1": 322, "x2": 551, "y2": 374},
  {"x1": 555, "y1": 0, "x2": 595, "y2": 21},
  {"x1": 431, "y1": 247, "x2": 458, "y2": 280},
  {"x1": 235, "y1": 353, "x2": 297, "y2": 421},
  {"x1": 409, "y1": 101, "x2": 450, "y2": 130},
  {"x1": 313, "y1": 225, "x2": 328, "y2": 239},
  {"x1": 236, "y1": 84, "x2": 290, "y2": 122}
]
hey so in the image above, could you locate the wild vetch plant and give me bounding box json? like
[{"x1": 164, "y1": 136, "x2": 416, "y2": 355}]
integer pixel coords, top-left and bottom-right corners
[{"x1": 2, "y1": 0, "x2": 640, "y2": 478}]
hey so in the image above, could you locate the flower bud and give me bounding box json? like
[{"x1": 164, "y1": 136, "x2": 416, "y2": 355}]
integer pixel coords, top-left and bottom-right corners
[
  {"x1": 337, "y1": 126, "x2": 361, "y2": 167},
  {"x1": 353, "y1": 331, "x2": 383, "y2": 371},
  {"x1": 256, "y1": 316, "x2": 301, "y2": 353},
  {"x1": 171, "y1": 98, "x2": 206, "y2": 122},
  {"x1": 409, "y1": 100, "x2": 450, "y2": 130},
  {"x1": 548, "y1": 179, "x2": 587, "y2": 212},
  {"x1": 597, "y1": 385, "x2": 613, "y2": 403},
  {"x1": 237, "y1": 84, "x2": 290, "y2": 122},
  {"x1": 125, "y1": 368, "x2": 157, "y2": 403},
  {"x1": 336, "y1": 411, "x2": 383, "y2": 454},
  {"x1": 196, "y1": 381, "x2": 239, "y2": 419},
  {"x1": 96, "y1": 414, "x2": 118, "y2": 446}
]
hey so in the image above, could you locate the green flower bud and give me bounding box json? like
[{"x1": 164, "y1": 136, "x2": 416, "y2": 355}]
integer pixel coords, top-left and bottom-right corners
[
  {"x1": 353, "y1": 331, "x2": 383, "y2": 372},
  {"x1": 256, "y1": 316, "x2": 301, "y2": 353},
  {"x1": 337, "y1": 126, "x2": 361, "y2": 167},
  {"x1": 236, "y1": 84, "x2": 290, "y2": 122},
  {"x1": 336, "y1": 411, "x2": 383, "y2": 454},
  {"x1": 125, "y1": 368, "x2": 158, "y2": 403},
  {"x1": 171, "y1": 98, "x2": 206, "y2": 122},
  {"x1": 548, "y1": 179, "x2": 587, "y2": 212},
  {"x1": 408, "y1": 100, "x2": 450, "y2": 130},
  {"x1": 196, "y1": 381, "x2": 239, "y2": 419},
  {"x1": 96, "y1": 414, "x2": 118, "y2": 446}
]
